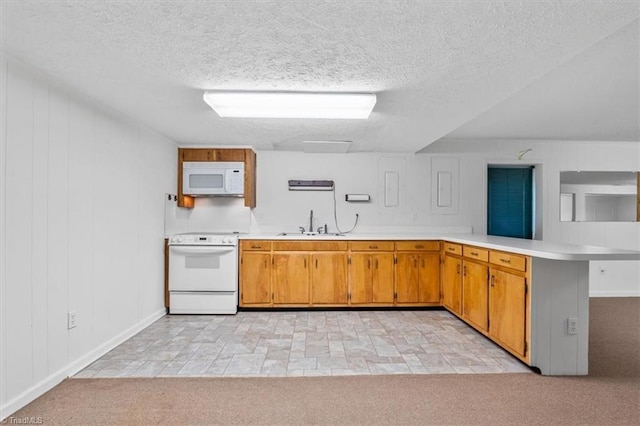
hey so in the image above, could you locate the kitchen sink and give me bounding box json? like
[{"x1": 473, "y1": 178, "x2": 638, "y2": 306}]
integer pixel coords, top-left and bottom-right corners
[{"x1": 277, "y1": 232, "x2": 345, "y2": 237}]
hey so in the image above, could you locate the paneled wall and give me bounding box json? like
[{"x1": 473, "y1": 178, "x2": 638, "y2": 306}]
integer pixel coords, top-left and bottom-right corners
[{"x1": 0, "y1": 54, "x2": 177, "y2": 417}]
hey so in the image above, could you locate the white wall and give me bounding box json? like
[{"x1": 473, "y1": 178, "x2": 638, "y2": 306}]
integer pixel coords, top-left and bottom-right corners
[
  {"x1": 426, "y1": 139, "x2": 640, "y2": 296},
  {"x1": 0, "y1": 54, "x2": 177, "y2": 417},
  {"x1": 249, "y1": 151, "x2": 473, "y2": 235}
]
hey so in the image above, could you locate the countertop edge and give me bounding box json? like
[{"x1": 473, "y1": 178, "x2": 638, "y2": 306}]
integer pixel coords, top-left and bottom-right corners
[{"x1": 238, "y1": 233, "x2": 640, "y2": 261}]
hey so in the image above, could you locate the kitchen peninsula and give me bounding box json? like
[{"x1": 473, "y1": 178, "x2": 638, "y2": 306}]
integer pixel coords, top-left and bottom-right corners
[{"x1": 238, "y1": 233, "x2": 640, "y2": 376}]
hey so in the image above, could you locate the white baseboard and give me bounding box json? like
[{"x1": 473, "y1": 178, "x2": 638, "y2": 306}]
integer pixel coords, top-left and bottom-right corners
[
  {"x1": 589, "y1": 292, "x2": 640, "y2": 298},
  {"x1": 0, "y1": 307, "x2": 166, "y2": 420}
]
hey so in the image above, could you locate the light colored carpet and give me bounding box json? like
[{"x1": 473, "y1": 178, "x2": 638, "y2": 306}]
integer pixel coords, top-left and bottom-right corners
[{"x1": 6, "y1": 298, "x2": 640, "y2": 425}]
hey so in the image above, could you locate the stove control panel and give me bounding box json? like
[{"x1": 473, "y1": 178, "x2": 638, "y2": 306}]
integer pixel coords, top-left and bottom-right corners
[{"x1": 169, "y1": 234, "x2": 238, "y2": 246}]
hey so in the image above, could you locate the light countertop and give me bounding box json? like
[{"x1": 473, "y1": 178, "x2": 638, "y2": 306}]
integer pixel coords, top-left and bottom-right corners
[{"x1": 239, "y1": 233, "x2": 640, "y2": 261}]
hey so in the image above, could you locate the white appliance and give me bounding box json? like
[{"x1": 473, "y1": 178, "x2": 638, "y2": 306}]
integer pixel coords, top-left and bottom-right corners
[
  {"x1": 182, "y1": 161, "x2": 244, "y2": 196},
  {"x1": 168, "y1": 233, "x2": 239, "y2": 314}
]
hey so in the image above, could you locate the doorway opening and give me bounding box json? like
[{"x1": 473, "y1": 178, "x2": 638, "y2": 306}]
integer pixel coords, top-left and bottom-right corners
[{"x1": 487, "y1": 166, "x2": 535, "y2": 239}]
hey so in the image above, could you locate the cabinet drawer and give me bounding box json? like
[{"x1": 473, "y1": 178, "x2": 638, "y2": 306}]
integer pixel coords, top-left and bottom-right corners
[
  {"x1": 241, "y1": 240, "x2": 272, "y2": 251},
  {"x1": 273, "y1": 241, "x2": 348, "y2": 251},
  {"x1": 463, "y1": 246, "x2": 489, "y2": 262},
  {"x1": 396, "y1": 240, "x2": 440, "y2": 251},
  {"x1": 349, "y1": 241, "x2": 395, "y2": 251},
  {"x1": 489, "y1": 251, "x2": 527, "y2": 272},
  {"x1": 443, "y1": 242, "x2": 462, "y2": 256}
]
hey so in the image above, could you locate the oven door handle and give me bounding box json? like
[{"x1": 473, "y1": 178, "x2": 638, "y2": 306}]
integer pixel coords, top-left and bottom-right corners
[{"x1": 169, "y1": 245, "x2": 236, "y2": 256}]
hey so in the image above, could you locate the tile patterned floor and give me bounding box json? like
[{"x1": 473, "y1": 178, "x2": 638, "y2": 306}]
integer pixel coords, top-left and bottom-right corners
[{"x1": 75, "y1": 310, "x2": 531, "y2": 378}]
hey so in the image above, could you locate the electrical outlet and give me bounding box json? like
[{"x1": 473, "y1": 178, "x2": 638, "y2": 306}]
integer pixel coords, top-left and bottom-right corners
[
  {"x1": 68, "y1": 311, "x2": 77, "y2": 330},
  {"x1": 567, "y1": 317, "x2": 578, "y2": 335}
]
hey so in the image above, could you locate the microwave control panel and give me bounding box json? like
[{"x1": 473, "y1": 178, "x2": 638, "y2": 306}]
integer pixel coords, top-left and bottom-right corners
[{"x1": 226, "y1": 169, "x2": 244, "y2": 194}]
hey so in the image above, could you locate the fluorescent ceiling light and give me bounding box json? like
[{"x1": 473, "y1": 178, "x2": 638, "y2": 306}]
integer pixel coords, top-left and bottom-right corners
[{"x1": 203, "y1": 91, "x2": 376, "y2": 119}]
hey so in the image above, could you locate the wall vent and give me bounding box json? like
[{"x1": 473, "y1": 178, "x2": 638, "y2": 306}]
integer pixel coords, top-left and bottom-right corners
[{"x1": 288, "y1": 180, "x2": 335, "y2": 191}]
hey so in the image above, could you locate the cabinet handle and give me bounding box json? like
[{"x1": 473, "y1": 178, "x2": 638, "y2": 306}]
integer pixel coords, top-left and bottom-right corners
[
  {"x1": 490, "y1": 275, "x2": 495, "y2": 287},
  {"x1": 500, "y1": 258, "x2": 511, "y2": 264},
  {"x1": 368, "y1": 258, "x2": 371, "y2": 269},
  {"x1": 369, "y1": 245, "x2": 378, "y2": 249},
  {"x1": 415, "y1": 244, "x2": 424, "y2": 249},
  {"x1": 304, "y1": 258, "x2": 307, "y2": 268},
  {"x1": 463, "y1": 265, "x2": 467, "y2": 276},
  {"x1": 375, "y1": 259, "x2": 379, "y2": 269},
  {"x1": 264, "y1": 259, "x2": 267, "y2": 268},
  {"x1": 421, "y1": 258, "x2": 425, "y2": 267},
  {"x1": 413, "y1": 258, "x2": 417, "y2": 267},
  {"x1": 470, "y1": 251, "x2": 478, "y2": 256},
  {"x1": 251, "y1": 244, "x2": 261, "y2": 249},
  {"x1": 315, "y1": 259, "x2": 318, "y2": 269},
  {"x1": 448, "y1": 247, "x2": 455, "y2": 252},
  {"x1": 456, "y1": 264, "x2": 461, "y2": 274}
]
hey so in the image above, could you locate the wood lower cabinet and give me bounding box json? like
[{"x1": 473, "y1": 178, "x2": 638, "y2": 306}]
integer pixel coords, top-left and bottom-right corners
[
  {"x1": 311, "y1": 253, "x2": 348, "y2": 305},
  {"x1": 442, "y1": 252, "x2": 462, "y2": 315},
  {"x1": 238, "y1": 238, "x2": 529, "y2": 364},
  {"x1": 462, "y1": 260, "x2": 489, "y2": 331},
  {"x1": 272, "y1": 252, "x2": 348, "y2": 305},
  {"x1": 349, "y1": 252, "x2": 395, "y2": 305},
  {"x1": 240, "y1": 252, "x2": 271, "y2": 305},
  {"x1": 395, "y1": 252, "x2": 440, "y2": 304},
  {"x1": 489, "y1": 267, "x2": 528, "y2": 358},
  {"x1": 273, "y1": 253, "x2": 310, "y2": 304}
]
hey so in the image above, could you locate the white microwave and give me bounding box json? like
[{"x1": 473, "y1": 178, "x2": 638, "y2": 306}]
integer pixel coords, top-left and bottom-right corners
[{"x1": 182, "y1": 162, "x2": 244, "y2": 196}]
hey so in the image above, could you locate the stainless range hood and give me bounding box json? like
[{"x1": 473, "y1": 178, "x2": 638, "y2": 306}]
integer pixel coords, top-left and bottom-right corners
[{"x1": 288, "y1": 180, "x2": 335, "y2": 191}]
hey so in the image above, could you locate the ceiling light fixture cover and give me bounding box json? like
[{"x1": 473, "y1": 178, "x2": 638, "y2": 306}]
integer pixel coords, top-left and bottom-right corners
[
  {"x1": 302, "y1": 140, "x2": 352, "y2": 153},
  {"x1": 203, "y1": 91, "x2": 376, "y2": 119}
]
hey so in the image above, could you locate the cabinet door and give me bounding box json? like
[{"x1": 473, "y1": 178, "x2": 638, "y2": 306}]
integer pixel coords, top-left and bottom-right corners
[
  {"x1": 349, "y1": 253, "x2": 372, "y2": 304},
  {"x1": 442, "y1": 255, "x2": 462, "y2": 314},
  {"x1": 395, "y1": 253, "x2": 419, "y2": 303},
  {"x1": 182, "y1": 149, "x2": 212, "y2": 161},
  {"x1": 418, "y1": 253, "x2": 440, "y2": 303},
  {"x1": 272, "y1": 253, "x2": 309, "y2": 304},
  {"x1": 213, "y1": 149, "x2": 245, "y2": 161},
  {"x1": 462, "y1": 261, "x2": 489, "y2": 331},
  {"x1": 240, "y1": 252, "x2": 271, "y2": 305},
  {"x1": 371, "y1": 253, "x2": 395, "y2": 303},
  {"x1": 311, "y1": 253, "x2": 348, "y2": 304},
  {"x1": 489, "y1": 269, "x2": 527, "y2": 357}
]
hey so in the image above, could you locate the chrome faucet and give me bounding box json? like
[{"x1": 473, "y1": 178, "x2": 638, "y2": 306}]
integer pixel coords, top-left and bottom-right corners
[{"x1": 309, "y1": 210, "x2": 314, "y2": 234}]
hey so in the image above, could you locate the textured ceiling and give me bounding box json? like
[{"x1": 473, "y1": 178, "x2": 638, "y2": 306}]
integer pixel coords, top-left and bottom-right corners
[
  {"x1": 442, "y1": 19, "x2": 640, "y2": 142},
  {"x1": 1, "y1": 1, "x2": 638, "y2": 152}
]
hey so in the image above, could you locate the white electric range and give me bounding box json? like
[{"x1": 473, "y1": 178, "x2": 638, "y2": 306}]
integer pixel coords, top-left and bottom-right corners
[{"x1": 168, "y1": 233, "x2": 239, "y2": 314}]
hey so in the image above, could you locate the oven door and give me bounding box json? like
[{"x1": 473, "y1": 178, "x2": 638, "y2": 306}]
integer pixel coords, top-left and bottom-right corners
[{"x1": 169, "y1": 245, "x2": 238, "y2": 292}]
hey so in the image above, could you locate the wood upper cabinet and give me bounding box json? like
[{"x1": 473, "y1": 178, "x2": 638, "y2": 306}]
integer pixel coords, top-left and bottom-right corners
[
  {"x1": 272, "y1": 253, "x2": 310, "y2": 304},
  {"x1": 349, "y1": 252, "x2": 395, "y2": 305},
  {"x1": 395, "y1": 252, "x2": 440, "y2": 304},
  {"x1": 489, "y1": 268, "x2": 527, "y2": 357},
  {"x1": 177, "y1": 148, "x2": 256, "y2": 208},
  {"x1": 182, "y1": 149, "x2": 213, "y2": 161},
  {"x1": 462, "y1": 260, "x2": 489, "y2": 331},
  {"x1": 311, "y1": 253, "x2": 348, "y2": 305},
  {"x1": 442, "y1": 253, "x2": 462, "y2": 315},
  {"x1": 240, "y1": 252, "x2": 271, "y2": 305}
]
